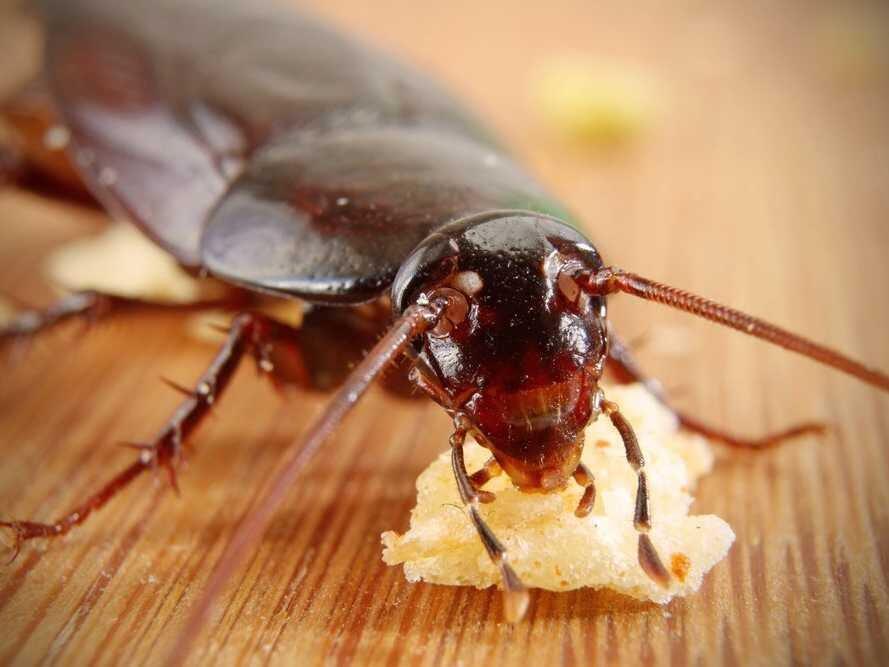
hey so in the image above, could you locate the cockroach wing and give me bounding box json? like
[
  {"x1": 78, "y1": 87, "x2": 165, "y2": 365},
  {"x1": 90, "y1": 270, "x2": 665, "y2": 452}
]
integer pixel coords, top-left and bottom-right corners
[
  {"x1": 40, "y1": 0, "x2": 228, "y2": 266},
  {"x1": 201, "y1": 126, "x2": 572, "y2": 304},
  {"x1": 39, "y1": 0, "x2": 496, "y2": 267}
]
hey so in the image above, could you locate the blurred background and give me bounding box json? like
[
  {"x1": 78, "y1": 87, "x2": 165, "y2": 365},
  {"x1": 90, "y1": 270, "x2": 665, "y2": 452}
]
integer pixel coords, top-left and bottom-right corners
[{"x1": 0, "y1": 1, "x2": 888, "y2": 665}]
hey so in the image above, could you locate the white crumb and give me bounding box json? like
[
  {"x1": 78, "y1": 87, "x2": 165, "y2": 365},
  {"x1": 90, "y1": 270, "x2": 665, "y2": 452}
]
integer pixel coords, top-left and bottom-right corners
[
  {"x1": 382, "y1": 383, "x2": 734, "y2": 604},
  {"x1": 532, "y1": 56, "x2": 657, "y2": 147},
  {"x1": 43, "y1": 223, "x2": 221, "y2": 303}
]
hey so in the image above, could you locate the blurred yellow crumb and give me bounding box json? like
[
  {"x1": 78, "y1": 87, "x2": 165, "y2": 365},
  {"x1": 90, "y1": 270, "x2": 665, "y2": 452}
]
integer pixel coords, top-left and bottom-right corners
[
  {"x1": 44, "y1": 223, "x2": 222, "y2": 303},
  {"x1": 532, "y1": 57, "x2": 655, "y2": 147},
  {"x1": 382, "y1": 383, "x2": 734, "y2": 604}
]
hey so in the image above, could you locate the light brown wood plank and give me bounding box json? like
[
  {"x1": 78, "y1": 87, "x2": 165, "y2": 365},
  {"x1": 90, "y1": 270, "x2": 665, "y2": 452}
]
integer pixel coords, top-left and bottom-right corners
[{"x1": 1, "y1": 1, "x2": 888, "y2": 665}]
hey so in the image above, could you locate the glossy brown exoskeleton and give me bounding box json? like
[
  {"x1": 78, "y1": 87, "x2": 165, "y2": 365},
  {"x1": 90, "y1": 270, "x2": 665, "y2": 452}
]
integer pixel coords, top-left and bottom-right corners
[
  {"x1": 1, "y1": 0, "x2": 888, "y2": 660},
  {"x1": 394, "y1": 212, "x2": 609, "y2": 493}
]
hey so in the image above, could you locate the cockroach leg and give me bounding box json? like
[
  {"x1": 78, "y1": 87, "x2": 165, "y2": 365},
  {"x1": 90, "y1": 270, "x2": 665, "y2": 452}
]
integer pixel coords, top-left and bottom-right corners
[
  {"x1": 450, "y1": 425, "x2": 529, "y2": 622},
  {"x1": 671, "y1": 413, "x2": 826, "y2": 450},
  {"x1": 0, "y1": 311, "x2": 303, "y2": 558},
  {"x1": 606, "y1": 332, "x2": 827, "y2": 448},
  {"x1": 468, "y1": 457, "x2": 501, "y2": 503},
  {"x1": 408, "y1": 360, "x2": 458, "y2": 406},
  {"x1": 0, "y1": 290, "x2": 248, "y2": 350},
  {"x1": 170, "y1": 302, "x2": 445, "y2": 663},
  {"x1": 600, "y1": 397, "x2": 671, "y2": 588},
  {"x1": 289, "y1": 303, "x2": 419, "y2": 396},
  {"x1": 572, "y1": 462, "x2": 596, "y2": 518}
]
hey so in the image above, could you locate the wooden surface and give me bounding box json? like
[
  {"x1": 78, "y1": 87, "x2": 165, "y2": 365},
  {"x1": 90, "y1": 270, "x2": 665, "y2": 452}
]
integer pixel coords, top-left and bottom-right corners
[{"x1": 2, "y1": 1, "x2": 889, "y2": 665}]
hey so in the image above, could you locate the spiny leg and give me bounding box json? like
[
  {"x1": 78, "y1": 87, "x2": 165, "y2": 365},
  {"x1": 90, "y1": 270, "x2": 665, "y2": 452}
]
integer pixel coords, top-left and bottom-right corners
[
  {"x1": 0, "y1": 290, "x2": 249, "y2": 347},
  {"x1": 572, "y1": 462, "x2": 596, "y2": 518},
  {"x1": 606, "y1": 333, "x2": 826, "y2": 449},
  {"x1": 169, "y1": 301, "x2": 445, "y2": 663},
  {"x1": 450, "y1": 424, "x2": 529, "y2": 622},
  {"x1": 0, "y1": 311, "x2": 302, "y2": 559},
  {"x1": 600, "y1": 397, "x2": 670, "y2": 588}
]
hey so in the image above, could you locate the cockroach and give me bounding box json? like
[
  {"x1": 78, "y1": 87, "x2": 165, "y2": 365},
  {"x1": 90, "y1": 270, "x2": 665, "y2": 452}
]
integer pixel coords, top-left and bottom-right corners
[{"x1": 1, "y1": 0, "x2": 888, "y2": 661}]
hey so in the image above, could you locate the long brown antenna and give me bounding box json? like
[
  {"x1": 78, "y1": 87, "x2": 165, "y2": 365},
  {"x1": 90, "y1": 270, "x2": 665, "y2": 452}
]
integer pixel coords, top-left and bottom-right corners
[
  {"x1": 168, "y1": 300, "x2": 444, "y2": 665},
  {"x1": 583, "y1": 267, "x2": 889, "y2": 392}
]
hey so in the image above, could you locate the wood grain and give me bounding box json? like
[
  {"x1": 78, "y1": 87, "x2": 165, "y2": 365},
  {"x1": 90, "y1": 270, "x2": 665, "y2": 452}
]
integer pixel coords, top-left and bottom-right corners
[{"x1": 1, "y1": 1, "x2": 888, "y2": 665}]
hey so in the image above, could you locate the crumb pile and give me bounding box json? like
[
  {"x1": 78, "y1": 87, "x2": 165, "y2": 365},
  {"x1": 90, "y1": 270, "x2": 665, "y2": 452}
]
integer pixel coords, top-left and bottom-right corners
[
  {"x1": 42, "y1": 222, "x2": 302, "y2": 343},
  {"x1": 382, "y1": 383, "x2": 734, "y2": 604},
  {"x1": 44, "y1": 222, "x2": 216, "y2": 303}
]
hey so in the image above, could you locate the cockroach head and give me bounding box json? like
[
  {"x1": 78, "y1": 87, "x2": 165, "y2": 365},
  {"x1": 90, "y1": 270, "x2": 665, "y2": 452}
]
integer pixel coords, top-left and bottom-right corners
[{"x1": 392, "y1": 210, "x2": 611, "y2": 491}]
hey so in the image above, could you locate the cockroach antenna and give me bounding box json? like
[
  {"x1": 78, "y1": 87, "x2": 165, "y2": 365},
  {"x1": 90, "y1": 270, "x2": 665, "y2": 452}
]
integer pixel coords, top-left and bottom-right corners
[
  {"x1": 578, "y1": 267, "x2": 889, "y2": 392},
  {"x1": 168, "y1": 301, "x2": 446, "y2": 665}
]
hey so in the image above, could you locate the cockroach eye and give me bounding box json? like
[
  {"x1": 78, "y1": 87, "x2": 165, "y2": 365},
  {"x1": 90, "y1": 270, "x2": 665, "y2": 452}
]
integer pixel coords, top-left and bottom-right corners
[{"x1": 427, "y1": 287, "x2": 469, "y2": 337}]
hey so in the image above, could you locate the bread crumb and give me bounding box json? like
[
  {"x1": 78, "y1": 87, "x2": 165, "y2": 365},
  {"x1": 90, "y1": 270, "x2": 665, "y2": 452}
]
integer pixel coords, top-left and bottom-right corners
[
  {"x1": 44, "y1": 223, "x2": 223, "y2": 303},
  {"x1": 40, "y1": 222, "x2": 306, "y2": 342},
  {"x1": 382, "y1": 383, "x2": 734, "y2": 604},
  {"x1": 532, "y1": 57, "x2": 656, "y2": 147}
]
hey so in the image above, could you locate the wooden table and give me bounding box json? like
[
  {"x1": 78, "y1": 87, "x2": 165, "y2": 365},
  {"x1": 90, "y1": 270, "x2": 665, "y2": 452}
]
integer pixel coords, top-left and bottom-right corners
[{"x1": 1, "y1": 1, "x2": 888, "y2": 664}]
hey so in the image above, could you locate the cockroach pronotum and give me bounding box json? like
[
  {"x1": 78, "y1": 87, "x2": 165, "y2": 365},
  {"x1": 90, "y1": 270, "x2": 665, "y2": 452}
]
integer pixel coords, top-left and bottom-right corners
[{"x1": 1, "y1": 0, "x2": 887, "y2": 661}]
